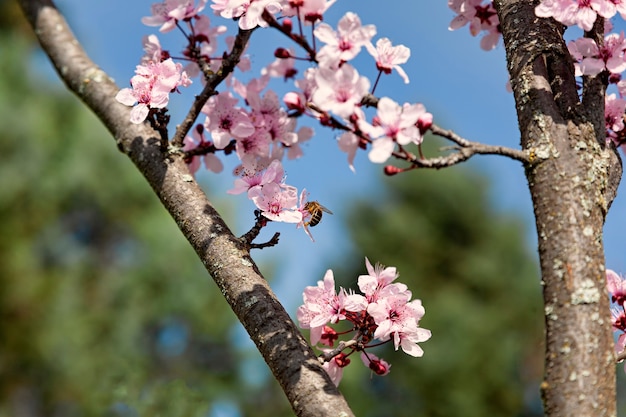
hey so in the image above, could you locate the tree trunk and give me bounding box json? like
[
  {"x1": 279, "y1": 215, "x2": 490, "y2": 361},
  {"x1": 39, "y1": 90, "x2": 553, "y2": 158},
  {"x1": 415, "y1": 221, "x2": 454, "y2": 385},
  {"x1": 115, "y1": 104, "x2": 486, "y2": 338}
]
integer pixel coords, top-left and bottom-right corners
[{"x1": 495, "y1": 1, "x2": 622, "y2": 415}]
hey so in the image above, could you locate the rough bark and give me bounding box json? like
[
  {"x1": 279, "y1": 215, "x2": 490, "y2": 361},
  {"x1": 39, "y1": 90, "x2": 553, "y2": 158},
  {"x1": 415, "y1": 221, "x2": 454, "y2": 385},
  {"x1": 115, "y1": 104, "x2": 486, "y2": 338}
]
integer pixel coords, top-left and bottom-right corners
[
  {"x1": 494, "y1": 1, "x2": 622, "y2": 416},
  {"x1": 17, "y1": 1, "x2": 356, "y2": 416}
]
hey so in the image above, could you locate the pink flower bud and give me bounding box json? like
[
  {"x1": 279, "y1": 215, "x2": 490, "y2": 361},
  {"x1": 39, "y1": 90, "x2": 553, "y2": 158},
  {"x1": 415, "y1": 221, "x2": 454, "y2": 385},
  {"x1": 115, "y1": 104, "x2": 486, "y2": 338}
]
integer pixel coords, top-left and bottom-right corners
[
  {"x1": 384, "y1": 165, "x2": 403, "y2": 176},
  {"x1": 282, "y1": 18, "x2": 293, "y2": 33}
]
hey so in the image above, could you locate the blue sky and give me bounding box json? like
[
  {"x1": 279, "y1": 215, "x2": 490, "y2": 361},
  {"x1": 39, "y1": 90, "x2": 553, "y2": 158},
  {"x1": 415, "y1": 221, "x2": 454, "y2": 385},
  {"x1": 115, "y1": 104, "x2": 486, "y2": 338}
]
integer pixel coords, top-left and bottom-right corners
[{"x1": 47, "y1": 1, "x2": 626, "y2": 313}]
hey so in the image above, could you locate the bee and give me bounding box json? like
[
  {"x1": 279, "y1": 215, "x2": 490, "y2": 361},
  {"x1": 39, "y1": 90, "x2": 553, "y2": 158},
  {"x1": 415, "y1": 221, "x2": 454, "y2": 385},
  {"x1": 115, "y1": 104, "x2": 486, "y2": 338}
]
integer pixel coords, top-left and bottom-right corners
[{"x1": 304, "y1": 201, "x2": 333, "y2": 227}]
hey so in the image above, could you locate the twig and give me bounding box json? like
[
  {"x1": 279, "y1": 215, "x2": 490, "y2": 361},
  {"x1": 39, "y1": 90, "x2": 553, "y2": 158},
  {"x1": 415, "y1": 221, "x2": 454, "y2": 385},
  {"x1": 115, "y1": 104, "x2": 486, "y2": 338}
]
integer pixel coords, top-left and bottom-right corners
[
  {"x1": 262, "y1": 9, "x2": 317, "y2": 62},
  {"x1": 171, "y1": 28, "x2": 255, "y2": 148},
  {"x1": 318, "y1": 339, "x2": 358, "y2": 363}
]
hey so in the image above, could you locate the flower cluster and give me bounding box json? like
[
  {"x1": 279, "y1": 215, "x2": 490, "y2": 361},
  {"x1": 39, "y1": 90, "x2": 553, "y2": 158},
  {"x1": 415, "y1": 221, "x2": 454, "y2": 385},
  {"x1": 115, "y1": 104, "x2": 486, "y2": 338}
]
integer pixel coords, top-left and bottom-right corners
[
  {"x1": 297, "y1": 258, "x2": 431, "y2": 386},
  {"x1": 535, "y1": 0, "x2": 626, "y2": 32},
  {"x1": 606, "y1": 270, "x2": 626, "y2": 369},
  {"x1": 448, "y1": 0, "x2": 501, "y2": 51},
  {"x1": 116, "y1": 0, "x2": 435, "y2": 243},
  {"x1": 115, "y1": 58, "x2": 192, "y2": 124}
]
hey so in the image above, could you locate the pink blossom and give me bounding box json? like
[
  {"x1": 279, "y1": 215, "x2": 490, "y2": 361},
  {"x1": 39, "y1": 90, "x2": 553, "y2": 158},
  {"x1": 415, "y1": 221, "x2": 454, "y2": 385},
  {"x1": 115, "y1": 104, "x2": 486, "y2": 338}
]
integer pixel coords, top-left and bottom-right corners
[
  {"x1": 368, "y1": 294, "x2": 431, "y2": 357},
  {"x1": 202, "y1": 91, "x2": 255, "y2": 149},
  {"x1": 282, "y1": 0, "x2": 337, "y2": 25},
  {"x1": 143, "y1": 0, "x2": 208, "y2": 32},
  {"x1": 338, "y1": 131, "x2": 360, "y2": 173},
  {"x1": 183, "y1": 126, "x2": 224, "y2": 175},
  {"x1": 605, "y1": 93, "x2": 626, "y2": 143},
  {"x1": 284, "y1": 126, "x2": 314, "y2": 160},
  {"x1": 228, "y1": 158, "x2": 284, "y2": 195},
  {"x1": 141, "y1": 35, "x2": 168, "y2": 64},
  {"x1": 312, "y1": 64, "x2": 370, "y2": 119},
  {"x1": 607, "y1": 269, "x2": 626, "y2": 306},
  {"x1": 211, "y1": 0, "x2": 282, "y2": 30},
  {"x1": 183, "y1": 15, "x2": 228, "y2": 77},
  {"x1": 262, "y1": 48, "x2": 298, "y2": 80},
  {"x1": 297, "y1": 270, "x2": 347, "y2": 340},
  {"x1": 448, "y1": 0, "x2": 501, "y2": 49},
  {"x1": 535, "y1": 0, "x2": 616, "y2": 31},
  {"x1": 249, "y1": 182, "x2": 302, "y2": 223},
  {"x1": 359, "y1": 97, "x2": 428, "y2": 163},
  {"x1": 314, "y1": 12, "x2": 377, "y2": 68},
  {"x1": 115, "y1": 59, "x2": 190, "y2": 124},
  {"x1": 366, "y1": 38, "x2": 411, "y2": 84},
  {"x1": 568, "y1": 33, "x2": 626, "y2": 77},
  {"x1": 357, "y1": 257, "x2": 399, "y2": 301}
]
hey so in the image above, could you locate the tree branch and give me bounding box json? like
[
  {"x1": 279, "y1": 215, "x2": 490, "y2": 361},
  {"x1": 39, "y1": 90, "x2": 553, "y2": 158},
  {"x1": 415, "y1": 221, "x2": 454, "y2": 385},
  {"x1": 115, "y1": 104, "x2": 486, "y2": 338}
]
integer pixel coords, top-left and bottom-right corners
[{"x1": 17, "y1": 1, "x2": 354, "y2": 416}]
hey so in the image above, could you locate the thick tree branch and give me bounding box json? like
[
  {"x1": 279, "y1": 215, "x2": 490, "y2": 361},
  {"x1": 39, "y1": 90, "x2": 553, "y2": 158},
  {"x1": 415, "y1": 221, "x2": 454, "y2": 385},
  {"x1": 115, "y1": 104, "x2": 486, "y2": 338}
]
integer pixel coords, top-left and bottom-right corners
[
  {"x1": 17, "y1": 1, "x2": 355, "y2": 416},
  {"x1": 495, "y1": 1, "x2": 621, "y2": 416}
]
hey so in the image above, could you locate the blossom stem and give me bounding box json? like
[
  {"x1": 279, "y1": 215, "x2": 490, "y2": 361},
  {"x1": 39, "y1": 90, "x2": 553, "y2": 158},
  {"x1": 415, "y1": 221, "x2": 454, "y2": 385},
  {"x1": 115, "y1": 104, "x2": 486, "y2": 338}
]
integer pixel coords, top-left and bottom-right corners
[{"x1": 370, "y1": 70, "x2": 382, "y2": 95}]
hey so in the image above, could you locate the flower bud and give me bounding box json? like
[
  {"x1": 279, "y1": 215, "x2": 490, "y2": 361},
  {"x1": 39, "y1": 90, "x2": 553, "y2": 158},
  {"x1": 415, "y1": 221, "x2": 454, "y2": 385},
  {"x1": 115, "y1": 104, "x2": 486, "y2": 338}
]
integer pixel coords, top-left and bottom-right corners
[
  {"x1": 384, "y1": 165, "x2": 403, "y2": 176},
  {"x1": 282, "y1": 18, "x2": 293, "y2": 33},
  {"x1": 274, "y1": 48, "x2": 292, "y2": 59}
]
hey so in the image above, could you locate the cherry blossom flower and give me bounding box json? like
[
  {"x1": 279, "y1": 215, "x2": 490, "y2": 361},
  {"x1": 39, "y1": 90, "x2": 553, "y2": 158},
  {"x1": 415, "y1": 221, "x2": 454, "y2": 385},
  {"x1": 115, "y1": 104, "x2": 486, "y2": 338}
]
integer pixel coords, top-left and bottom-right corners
[
  {"x1": 368, "y1": 294, "x2": 431, "y2": 357},
  {"x1": 314, "y1": 12, "x2": 377, "y2": 68},
  {"x1": 183, "y1": 126, "x2": 224, "y2": 175},
  {"x1": 115, "y1": 58, "x2": 190, "y2": 124},
  {"x1": 568, "y1": 33, "x2": 626, "y2": 77},
  {"x1": 607, "y1": 269, "x2": 626, "y2": 368},
  {"x1": 366, "y1": 37, "x2": 411, "y2": 84},
  {"x1": 448, "y1": 0, "x2": 501, "y2": 50},
  {"x1": 202, "y1": 91, "x2": 255, "y2": 149},
  {"x1": 211, "y1": 0, "x2": 282, "y2": 30},
  {"x1": 228, "y1": 158, "x2": 284, "y2": 195},
  {"x1": 338, "y1": 131, "x2": 360, "y2": 172},
  {"x1": 357, "y1": 257, "x2": 400, "y2": 301},
  {"x1": 296, "y1": 259, "x2": 430, "y2": 385},
  {"x1": 183, "y1": 15, "x2": 228, "y2": 77},
  {"x1": 359, "y1": 97, "x2": 429, "y2": 163},
  {"x1": 141, "y1": 34, "x2": 168, "y2": 64},
  {"x1": 297, "y1": 269, "x2": 347, "y2": 341},
  {"x1": 535, "y1": 0, "x2": 616, "y2": 32},
  {"x1": 249, "y1": 182, "x2": 302, "y2": 223},
  {"x1": 282, "y1": 0, "x2": 337, "y2": 25},
  {"x1": 312, "y1": 64, "x2": 370, "y2": 119},
  {"x1": 143, "y1": 0, "x2": 209, "y2": 32},
  {"x1": 607, "y1": 269, "x2": 626, "y2": 306},
  {"x1": 605, "y1": 93, "x2": 626, "y2": 144},
  {"x1": 262, "y1": 48, "x2": 298, "y2": 80}
]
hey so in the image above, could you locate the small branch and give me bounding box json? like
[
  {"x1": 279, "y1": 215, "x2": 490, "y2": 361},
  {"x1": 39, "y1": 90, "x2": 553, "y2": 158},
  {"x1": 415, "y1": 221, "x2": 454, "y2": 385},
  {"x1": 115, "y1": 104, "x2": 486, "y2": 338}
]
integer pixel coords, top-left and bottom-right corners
[
  {"x1": 262, "y1": 9, "x2": 317, "y2": 62},
  {"x1": 249, "y1": 232, "x2": 281, "y2": 249},
  {"x1": 429, "y1": 124, "x2": 532, "y2": 165},
  {"x1": 171, "y1": 28, "x2": 255, "y2": 148},
  {"x1": 362, "y1": 94, "x2": 531, "y2": 166},
  {"x1": 239, "y1": 211, "x2": 281, "y2": 249},
  {"x1": 318, "y1": 339, "x2": 359, "y2": 363}
]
